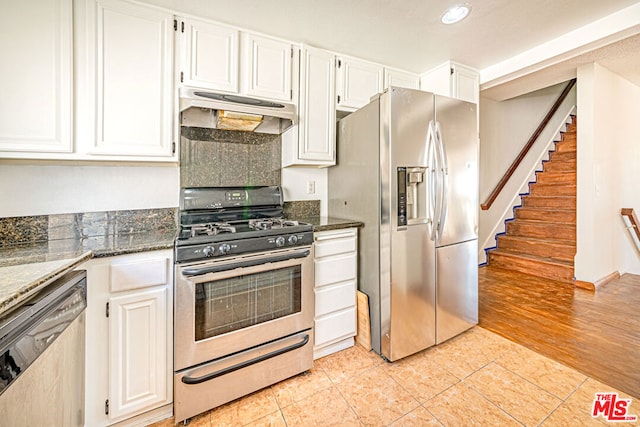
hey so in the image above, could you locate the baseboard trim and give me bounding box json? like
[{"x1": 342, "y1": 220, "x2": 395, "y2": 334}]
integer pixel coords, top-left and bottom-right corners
[{"x1": 575, "y1": 271, "x2": 620, "y2": 291}]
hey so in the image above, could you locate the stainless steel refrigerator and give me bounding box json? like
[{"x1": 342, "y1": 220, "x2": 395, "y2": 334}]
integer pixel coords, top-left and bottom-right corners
[{"x1": 328, "y1": 87, "x2": 478, "y2": 362}]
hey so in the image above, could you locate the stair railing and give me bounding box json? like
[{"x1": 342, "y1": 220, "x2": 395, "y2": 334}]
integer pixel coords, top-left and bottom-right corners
[
  {"x1": 621, "y1": 208, "x2": 640, "y2": 252},
  {"x1": 481, "y1": 79, "x2": 577, "y2": 210}
]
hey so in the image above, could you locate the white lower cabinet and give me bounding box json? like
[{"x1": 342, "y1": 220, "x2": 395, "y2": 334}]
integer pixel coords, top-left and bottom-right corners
[
  {"x1": 313, "y1": 228, "x2": 358, "y2": 359},
  {"x1": 83, "y1": 250, "x2": 173, "y2": 426}
]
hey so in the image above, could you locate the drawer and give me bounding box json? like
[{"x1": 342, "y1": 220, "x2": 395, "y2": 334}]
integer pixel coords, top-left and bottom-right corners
[
  {"x1": 314, "y1": 307, "x2": 357, "y2": 347},
  {"x1": 314, "y1": 253, "x2": 356, "y2": 287},
  {"x1": 314, "y1": 230, "x2": 357, "y2": 258},
  {"x1": 315, "y1": 281, "x2": 356, "y2": 317},
  {"x1": 110, "y1": 256, "x2": 169, "y2": 293}
]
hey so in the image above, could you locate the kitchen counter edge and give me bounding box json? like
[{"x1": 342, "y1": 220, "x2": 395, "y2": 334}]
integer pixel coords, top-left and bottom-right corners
[
  {"x1": 0, "y1": 232, "x2": 175, "y2": 318},
  {"x1": 306, "y1": 217, "x2": 364, "y2": 233}
]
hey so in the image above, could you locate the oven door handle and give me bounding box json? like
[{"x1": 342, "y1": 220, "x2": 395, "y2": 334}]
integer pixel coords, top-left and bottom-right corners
[
  {"x1": 181, "y1": 333, "x2": 310, "y2": 385},
  {"x1": 181, "y1": 249, "x2": 311, "y2": 277}
]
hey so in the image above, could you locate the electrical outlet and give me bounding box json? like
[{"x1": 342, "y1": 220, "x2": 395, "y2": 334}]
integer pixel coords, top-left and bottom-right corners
[{"x1": 306, "y1": 180, "x2": 316, "y2": 194}]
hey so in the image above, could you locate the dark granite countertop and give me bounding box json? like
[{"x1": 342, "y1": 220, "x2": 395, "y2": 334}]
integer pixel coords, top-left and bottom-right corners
[
  {"x1": 0, "y1": 208, "x2": 177, "y2": 318},
  {"x1": 281, "y1": 201, "x2": 363, "y2": 232},
  {"x1": 0, "y1": 207, "x2": 358, "y2": 317},
  {"x1": 0, "y1": 229, "x2": 176, "y2": 318},
  {"x1": 0, "y1": 250, "x2": 92, "y2": 317},
  {"x1": 300, "y1": 216, "x2": 364, "y2": 233}
]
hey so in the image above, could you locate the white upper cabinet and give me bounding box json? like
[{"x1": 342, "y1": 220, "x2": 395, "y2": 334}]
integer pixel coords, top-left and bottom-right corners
[
  {"x1": 242, "y1": 33, "x2": 293, "y2": 101},
  {"x1": 177, "y1": 18, "x2": 294, "y2": 103},
  {"x1": 0, "y1": 0, "x2": 73, "y2": 156},
  {"x1": 180, "y1": 18, "x2": 239, "y2": 93},
  {"x1": 384, "y1": 68, "x2": 420, "y2": 90},
  {"x1": 336, "y1": 56, "x2": 383, "y2": 111},
  {"x1": 420, "y1": 61, "x2": 479, "y2": 104},
  {"x1": 80, "y1": 0, "x2": 175, "y2": 159},
  {"x1": 283, "y1": 45, "x2": 335, "y2": 167},
  {"x1": 452, "y1": 64, "x2": 480, "y2": 104}
]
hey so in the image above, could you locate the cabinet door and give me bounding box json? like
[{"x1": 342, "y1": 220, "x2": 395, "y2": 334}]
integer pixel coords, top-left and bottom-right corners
[
  {"x1": 336, "y1": 57, "x2": 383, "y2": 111},
  {"x1": 298, "y1": 46, "x2": 336, "y2": 163},
  {"x1": 181, "y1": 18, "x2": 239, "y2": 93},
  {"x1": 419, "y1": 62, "x2": 452, "y2": 98},
  {"x1": 109, "y1": 287, "x2": 168, "y2": 420},
  {"x1": 243, "y1": 33, "x2": 292, "y2": 101},
  {"x1": 0, "y1": 0, "x2": 72, "y2": 155},
  {"x1": 452, "y1": 65, "x2": 479, "y2": 104},
  {"x1": 384, "y1": 68, "x2": 420, "y2": 90},
  {"x1": 420, "y1": 61, "x2": 479, "y2": 104},
  {"x1": 88, "y1": 0, "x2": 174, "y2": 158}
]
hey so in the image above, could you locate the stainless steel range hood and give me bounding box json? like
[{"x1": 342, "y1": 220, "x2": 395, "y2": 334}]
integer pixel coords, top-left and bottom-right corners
[{"x1": 179, "y1": 87, "x2": 295, "y2": 135}]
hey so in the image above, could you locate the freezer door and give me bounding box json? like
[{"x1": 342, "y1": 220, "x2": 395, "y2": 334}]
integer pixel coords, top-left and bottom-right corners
[
  {"x1": 436, "y1": 239, "x2": 478, "y2": 344},
  {"x1": 386, "y1": 223, "x2": 436, "y2": 360},
  {"x1": 384, "y1": 88, "x2": 436, "y2": 361},
  {"x1": 434, "y1": 96, "x2": 478, "y2": 247}
]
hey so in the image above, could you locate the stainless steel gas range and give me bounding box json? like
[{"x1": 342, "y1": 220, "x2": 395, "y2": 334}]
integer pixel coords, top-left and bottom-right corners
[{"x1": 173, "y1": 186, "x2": 314, "y2": 423}]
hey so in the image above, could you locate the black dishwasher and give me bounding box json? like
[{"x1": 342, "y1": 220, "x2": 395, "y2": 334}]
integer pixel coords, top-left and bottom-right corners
[{"x1": 0, "y1": 269, "x2": 87, "y2": 425}]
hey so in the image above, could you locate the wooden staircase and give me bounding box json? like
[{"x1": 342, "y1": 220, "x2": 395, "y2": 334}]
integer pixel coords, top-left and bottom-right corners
[{"x1": 487, "y1": 116, "x2": 577, "y2": 283}]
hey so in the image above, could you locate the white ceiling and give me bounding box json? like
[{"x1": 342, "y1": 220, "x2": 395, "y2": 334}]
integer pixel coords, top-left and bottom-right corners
[{"x1": 147, "y1": 0, "x2": 640, "y2": 97}]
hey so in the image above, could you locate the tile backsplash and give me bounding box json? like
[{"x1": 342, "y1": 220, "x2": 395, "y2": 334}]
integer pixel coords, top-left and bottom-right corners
[{"x1": 180, "y1": 127, "x2": 281, "y2": 188}]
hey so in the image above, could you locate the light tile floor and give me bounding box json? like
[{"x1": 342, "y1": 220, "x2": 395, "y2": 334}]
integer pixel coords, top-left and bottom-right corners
[{"x1": 152, "y1": 327, "x2": 640, "y2": 426}]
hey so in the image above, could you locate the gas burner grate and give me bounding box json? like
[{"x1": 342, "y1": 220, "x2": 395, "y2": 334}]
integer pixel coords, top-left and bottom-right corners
[
  {"x1": 248, "y1": 218, "x2": 300, "y2": 230},
  {"x1": 189, "y1": 222, "x2": 237, "y2": 238}
]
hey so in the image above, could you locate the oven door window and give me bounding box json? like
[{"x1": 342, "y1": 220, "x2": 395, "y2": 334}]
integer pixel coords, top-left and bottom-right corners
[{"x1": 194, "y1": 266, "x2": 302, "y2": 341}]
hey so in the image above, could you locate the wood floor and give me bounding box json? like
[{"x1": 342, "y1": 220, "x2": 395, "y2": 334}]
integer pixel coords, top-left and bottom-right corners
[{"x1": 479, "y1": 265, "x2": 640, "y2": 399}]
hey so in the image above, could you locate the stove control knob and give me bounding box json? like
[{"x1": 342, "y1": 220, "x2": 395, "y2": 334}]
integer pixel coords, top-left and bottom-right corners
[
  {"x1": 288, "y1": 235, "x2": 298, "y2": 245},
  {"x1": 202, "y1": 246, "x2": 215, "y2": 257},
  {"x1": 219, "y1": 244, "x2": 231, "y2": 255},
  {"x1": 275, "y1": 236, "x2": 285, "y2": 247}
]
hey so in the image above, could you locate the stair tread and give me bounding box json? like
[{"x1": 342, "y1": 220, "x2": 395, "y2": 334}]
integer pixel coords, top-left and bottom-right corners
[
  {"x1": 532, "y1": 182, "x2": 576, "y2": 186},
  {"x1": 536, "y1": 171, "x2": 575, "y2": 174},
  {"x1": 517, "y1": 206, "x2": 575, "y2": 212},
  {"x1": 498, "y1": 234, "x2": 576, "y2": 246},
  {"x1": 490, "y1": 249, "x2": 573, "y2": 267},
  {"x1": 509, "y1": 218, "x2": 575, "y2": 227},
  {"x1": 523, "y1": 195, "x2": 575, "y2": 199}
]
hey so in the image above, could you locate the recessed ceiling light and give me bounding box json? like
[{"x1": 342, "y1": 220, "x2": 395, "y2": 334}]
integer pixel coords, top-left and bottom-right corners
[{"x1": 441, "y1": 4, "x2": 471, "y2": 24}]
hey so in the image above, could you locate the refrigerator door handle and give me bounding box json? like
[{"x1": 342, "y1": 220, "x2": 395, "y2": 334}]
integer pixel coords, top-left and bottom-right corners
[
  {"x1": 426, "y1": 120, "x2": 437, "y2": 241},
  {"x1": 430, "y1": 120, "x2": 442, "y2": 242},
  {"x1": 435, "y1": 121, "x2": 448, "y2": 239}
]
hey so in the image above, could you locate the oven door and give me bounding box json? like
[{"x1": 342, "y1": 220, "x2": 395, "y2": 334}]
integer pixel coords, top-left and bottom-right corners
[{"x1": 174, "y1": 246, "x2": 314, "y2": 371}]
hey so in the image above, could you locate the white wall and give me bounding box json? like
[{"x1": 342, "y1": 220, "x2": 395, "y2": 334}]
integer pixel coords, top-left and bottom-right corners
[
  {"x1": 0, "y1": 161, "x2": 328, "y2": 219},
  {"x1": 0, "y1": 163, "x2": 180, "y2": 217},
  {"x1": 479, "y1": 82, "x2": 570, "y2": 202},
  {"x1": 575, "y1": 63, "x2": 640, "y2": 281},
  {"x1": 281, "y1": 167, "x2": 328, "y2": 217}
]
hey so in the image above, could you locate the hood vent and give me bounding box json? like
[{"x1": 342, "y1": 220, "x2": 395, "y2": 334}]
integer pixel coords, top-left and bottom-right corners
[{"x1": 179, "y1": 88, "x2": 295, "y2": 135}]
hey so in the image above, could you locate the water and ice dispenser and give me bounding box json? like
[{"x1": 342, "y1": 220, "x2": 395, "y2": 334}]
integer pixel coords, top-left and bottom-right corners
[{"x1": 397, "y1": 166, "x2": 428, "y2": 227}]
